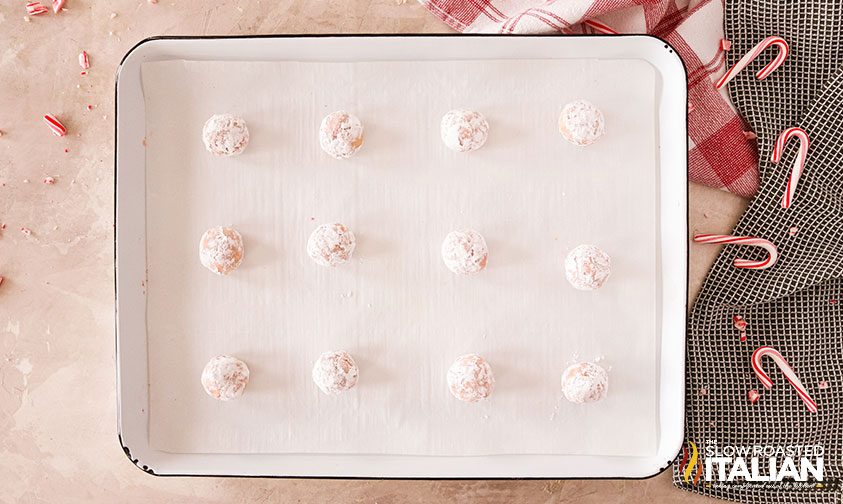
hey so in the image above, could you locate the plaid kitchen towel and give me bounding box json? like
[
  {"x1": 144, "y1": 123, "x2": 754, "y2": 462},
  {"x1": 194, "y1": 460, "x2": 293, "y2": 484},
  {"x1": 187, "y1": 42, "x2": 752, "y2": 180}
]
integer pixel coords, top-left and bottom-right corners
[
  {"x1": 420, "y1": 0, "x2": 761, "y2": 197},
  {"x1": 674, "y1": 0, "x2": 843, "y2": 502}
]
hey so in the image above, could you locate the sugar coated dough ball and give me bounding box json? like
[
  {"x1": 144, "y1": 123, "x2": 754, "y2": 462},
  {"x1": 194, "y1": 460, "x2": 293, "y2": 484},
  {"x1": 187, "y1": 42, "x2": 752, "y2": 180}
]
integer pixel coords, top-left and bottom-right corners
[
  {"x1": 447, "y1": 354, "x2": 494, "y2": 402},
  {"x1": 319, "y1": 111, "x2": 364, "y2": 159},
  {"x1": 561, "y1": 362, "x2": 608, "y2": 404},
  {"x1": 558, "y1": 100, "x2": 605, "y2": 146},
  {"x1": 565, "y1": 244, "x2": 611, "y2": 290},
  {"x1": 201, "y1": 355, "x2": 250, "y2": 401},
  {"x1": 202, "y1": 114, "x2": 250, "y2": 156},
  {"x1": 199, "y1": 226, "x2": 245, "y2": 275},
  {"x1": 440, "y1": 109, "x2": 489, "y2": 152},
  {"x1": 441, "y1": 229, "x2": 488, "y2": 275},
  {"x1": 307, "y1": 223, "x2": 356, "y2": 267},
  {"x1": 312, "y1": 350, "x2": 359, "y2": 395}
]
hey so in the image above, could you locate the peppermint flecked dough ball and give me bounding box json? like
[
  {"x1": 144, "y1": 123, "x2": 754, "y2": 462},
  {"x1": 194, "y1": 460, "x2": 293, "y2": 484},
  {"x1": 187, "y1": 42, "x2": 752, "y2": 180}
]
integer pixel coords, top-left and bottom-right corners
[
  {"x1": 441, "y1": 229, "x2": 488, "y2": 275},
  {"x1": 561, "y1": 362, "x2": 609, "y2": 404},
  {"x1": 440, "y1": 109, "x2": 490, "y2": 152},
  {"x1": 447, "y1": 354, "x2": 494, "y2": 403},
  {"x1": 564, "y1": 244, "x2": 611, "y2": 290},
  {"x1": 312, "y1": 350, "x2": 359, "y2": 395},
  {"x1": 319, "y1": 111, "x2": 364, "y2": 159},
  {"x1": 199, "y1": 226, "x2": 245, "y2": 275},
  {"x1": 307, "y1": 223, "x2": 356, "y2": 267},
  {"x1": 202, "y1": 114, "x2": 250, "y2": 156},
  {"x1": 558, "y1": 100, "x2": 605, "y2": 146},
  {"x1": 201, "y1": 355, "x2": 250, "y2": 401}
]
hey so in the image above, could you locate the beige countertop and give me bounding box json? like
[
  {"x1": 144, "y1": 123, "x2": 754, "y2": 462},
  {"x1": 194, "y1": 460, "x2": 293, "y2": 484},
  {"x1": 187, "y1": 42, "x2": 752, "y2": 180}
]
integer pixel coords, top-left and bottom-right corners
[{"x1": 0, "y1": 1, "x2": 749, "y2": 502}]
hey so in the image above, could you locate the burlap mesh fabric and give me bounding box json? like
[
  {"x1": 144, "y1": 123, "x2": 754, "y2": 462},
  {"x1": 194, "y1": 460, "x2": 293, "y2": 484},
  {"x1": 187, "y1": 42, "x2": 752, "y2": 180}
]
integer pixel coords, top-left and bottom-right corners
[{"x1": 673, "y1": 1, "x2": 843, "y2": 502}]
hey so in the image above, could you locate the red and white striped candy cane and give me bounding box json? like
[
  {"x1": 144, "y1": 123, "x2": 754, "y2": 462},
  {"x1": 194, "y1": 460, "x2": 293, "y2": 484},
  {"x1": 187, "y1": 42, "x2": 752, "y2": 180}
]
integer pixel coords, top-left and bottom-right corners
[
  {"x1": 583, "y1": 19, "x2": 617, "y2": 35},
  {"x1": 771, "y1": 127, "x2": 809, "y2": 209},
  {"x1": 26, "y1": 2, "x2": 49, "y2": 15},
  {"x1": 694, "y1": 234, "x2": 779, "y2": 270},
  {"x1": 715, "y1": 36, "x2": 789, "y2": 90},
  {"x1": 752, "y1": 346, "x2": 817, "y2": 413},
  {"x1": 43, "y1": 114, "x2": 67, "y2": 137}
]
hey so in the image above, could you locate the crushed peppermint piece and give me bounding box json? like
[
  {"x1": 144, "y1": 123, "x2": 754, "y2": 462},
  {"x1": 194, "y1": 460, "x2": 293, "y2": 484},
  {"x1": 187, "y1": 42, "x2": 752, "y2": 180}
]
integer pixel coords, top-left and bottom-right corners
[
  {"x1": 78, "y1": 51, "x2": 90, "y2": 70},
  {"x1": 687, "y1": 102, "x2": 695, "y2": 113},
  {"x1": 43, "y1": 176, "x2": 56, "y2": 185},
  {"x1": 743, "y1": 131, "x2": 757, "y2": 140},
  {"x1": 80, "y1": 71, "x2": 88, "y2": 76},
  {"x1": 20, "y1": 227, "x2": 32, "y2": 236},
  {"x1": 43, "y1": 114, "x2": 67, "y2": 137},
  {"x1": 26, "y1": 2, "x2": 49, "y2": 15},
  {"x1": 819, "y1": 380, "x2": 829, "y2": 390},
  {"x1": 109, "y1": 12, "x2": 117, "y2": 19},
  {"x1": 788, "y1": 226, "x2": 799, "y2": 236},
  {"x1": 699, "y1": 387, "x2": 708, "y2": 396},
  {"x1": 733, "y1": 315, "x2": 748, "y2": 342},
  {"x1": 0, "y1": 277, "x2": 4, "y2": 287},
  {"x1": 86, "y1": 104, "x2": 94, "y2": 111},
  {"x1": 747, "y1": 389, "x2": 760, "y2": 404},
  {"x1": 51, "y1": 0, "x2": 65, "y2": 13},
  {"x1": 720, "y1": 39, "x2": 732, "y2": 51},
  {"x1": 830, "y1": 299, "x2": 839, "y2": 305}
]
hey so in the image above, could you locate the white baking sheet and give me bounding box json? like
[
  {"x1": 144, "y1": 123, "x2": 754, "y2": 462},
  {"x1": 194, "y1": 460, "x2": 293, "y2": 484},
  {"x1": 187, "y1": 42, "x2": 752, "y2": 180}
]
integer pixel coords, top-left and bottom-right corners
[{"x1": 142, "y1": 57, "x2": 659, "y2": 457}]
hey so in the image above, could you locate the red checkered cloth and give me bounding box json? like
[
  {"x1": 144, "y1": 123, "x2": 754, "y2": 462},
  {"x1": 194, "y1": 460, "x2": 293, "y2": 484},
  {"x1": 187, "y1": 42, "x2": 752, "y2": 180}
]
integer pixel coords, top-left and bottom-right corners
[{"x1": 419, "y1": 0, "x2": 760, "y2": 198}]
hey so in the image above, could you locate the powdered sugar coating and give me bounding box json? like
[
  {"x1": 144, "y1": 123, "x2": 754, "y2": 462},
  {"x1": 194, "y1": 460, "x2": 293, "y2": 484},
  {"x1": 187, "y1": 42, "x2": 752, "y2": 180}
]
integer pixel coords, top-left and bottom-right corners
[
  {"x1": 447, "y1": 354, "x2": 494, "y2": 402},
  {"x1": 199, "y1": 226, "x2": 244, "y2": 275},
  {"x1": 202, "y1": 114, "x2": 250, "y2": 156},
  {"x1": 558, "y1": 100, "x2": 605, "y2": 146},
  {"x1": 561, "y1": 362, "x2": 609, "y2": 404},
  {"x1": 441, "y1": 229, "x2": 488, "y2": 275},
  {"x1": 307, "y1": 223, "x2": 356, "y2": 267},
  {"x1": 440, "y1": 109, "x2": 489, "y2": 152},
  {"x1": 319, "y1": 111, "x2": 364, "y2": 159},
  {"x1": 564, "y1": 244, "x2": 611, "y2": 290},
  {"x1": 312, "y1": 350, "x2": 359, "y2": 395},
  {"x1": 201, "y1": 355, "x2": 250, "y2": 401}
]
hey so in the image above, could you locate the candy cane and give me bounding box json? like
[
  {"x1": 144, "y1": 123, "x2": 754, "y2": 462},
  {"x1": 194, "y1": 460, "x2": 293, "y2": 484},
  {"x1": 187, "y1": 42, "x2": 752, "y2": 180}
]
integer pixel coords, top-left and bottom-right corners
[
  {"x1": 26, "y1": 2, "x2": 49, "y2": 15},
  {"x1": 583, "y1": 19, "x2": 617, "y2": 35},
  {"x1": 43, "y1": 114, "x2": 67, "y2": 137},
  {"x1": 771, "y1": 127, "x2": 809, "y2": 209},
  {"x1": 715, "y1": 36, "x2": 789, "y2": 90},
  {"x1": 78, "y1": 51, "x2": 90, "y2": 70},
  {"x1": 752, "y1": 346, "x2": 817, "y2": 413},
  {"x1": 693, "y1": 234, "x2": 779, "y2": 270}
]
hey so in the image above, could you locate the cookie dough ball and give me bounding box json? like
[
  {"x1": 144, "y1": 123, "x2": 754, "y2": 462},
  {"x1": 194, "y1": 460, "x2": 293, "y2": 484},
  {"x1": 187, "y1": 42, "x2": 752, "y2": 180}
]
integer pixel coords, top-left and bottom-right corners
[
  {"x1": 202, "y1": 114, "x2": 250, "y2": 156},
  {"x1": 307, "y1": 223, "x2": 356, "y2": 267},
  {"x1": 447, "y1": 354, "x2": 494, "y2": 403},
  {"x1": 440, "y1": 109, "x2": 489, "y2": 152},
  {"x1": 561, "y1": 362, "x2": 609, "y2": 404},
  {"x1": 319, "y1": 111, "x2": 364, "y2": 159},
  {"x1": 564, "y1": 244, "x2": 611, "y2": 290},
  {"x1": 558, "y1": 100, "x2": 605, "y2": 146},
  {"x1": 312, "y1": 350, "x2": 359, "y2": 395},
  {"x1": 199, "y1": 226, "x2": 245, "y2": 275},
  {"x1": 441, "y1": 229, "x2": 488, "y2": 275},
  {"x1": 201, "y1": 355, "x2": 250, "y2": 401}
]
